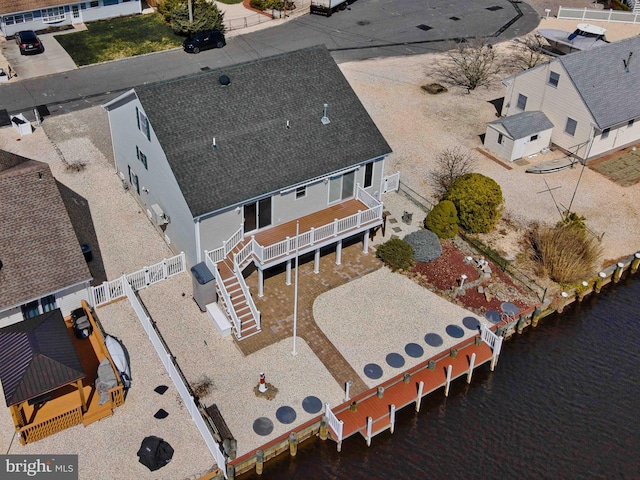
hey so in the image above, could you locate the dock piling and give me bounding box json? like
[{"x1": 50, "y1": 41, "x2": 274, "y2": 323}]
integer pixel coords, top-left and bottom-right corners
[
  {"x1": 631, "y1": 252, "x2": 640, "y2": 273},
  {"x1": 444, "y1": 365, "x2": 453, "y2": 396},
  {"x1": 366, "y1": 417, "x2": 373, "y2": 446},
  {"x1": 467, "y1": 353, "x2": 476, "y2": 384},
  {"x1": 289, "y1": 432, "x2": 298, "y2": 457},
  {"x1": 255, "y1": 449, "x2": 264, "y2": 475},
  {"x1": 377, "y1": 386, "x2": 384, "y2": 398},
  {"x1": 614, "y1": 262, "x2": 625, "y2": 283},
  {"x1": 319, "y1": 416, "x2": 328, "y2": 441},
  {"x1": 390, "y1": 404, "x2": 396, "y2": 434},
  {"x1": 415, "y1": 381, "x2": 424, "y2": 412}
]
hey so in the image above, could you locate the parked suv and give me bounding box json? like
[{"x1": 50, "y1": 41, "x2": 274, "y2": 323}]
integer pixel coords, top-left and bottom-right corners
[
  {"x1": 15, "y1": 30, "x2": 44, "y2": 55},
  {"x1": 182, "y1": 30, "x2": 226, "y2": 54}
]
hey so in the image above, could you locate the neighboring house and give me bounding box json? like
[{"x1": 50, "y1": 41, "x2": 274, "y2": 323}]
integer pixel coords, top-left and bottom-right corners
[
  {"x1": 0, "y1": 0, "x2": 141, "y2": 37},
  {"x1": 496, "y1": 36, "x2": 640, "y2": 162},
  {"x1": 0, "y1": 150, "x2": 92, "y2": 328},
  {"x1": 103, "y1": 45, "x2": 394, "y2": 339},
  {"x1": 485, "y1": 111, "x2": 553, "y2": 162}
]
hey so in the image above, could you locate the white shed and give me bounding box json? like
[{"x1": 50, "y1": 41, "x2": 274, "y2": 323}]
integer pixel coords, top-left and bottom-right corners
[{"x1": 485, "y1": 111, "x2": 553, "y2": 162}]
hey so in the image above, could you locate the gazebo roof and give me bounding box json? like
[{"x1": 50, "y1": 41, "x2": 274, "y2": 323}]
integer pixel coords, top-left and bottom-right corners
[{"x1": 0, "y1": 310, "x2": 85, "y2": 407}]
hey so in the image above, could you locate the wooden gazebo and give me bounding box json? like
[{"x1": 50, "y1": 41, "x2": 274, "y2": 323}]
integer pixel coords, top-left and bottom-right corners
[{"x1": 0, "y1": 304, "x2": 125, "y2": 444}]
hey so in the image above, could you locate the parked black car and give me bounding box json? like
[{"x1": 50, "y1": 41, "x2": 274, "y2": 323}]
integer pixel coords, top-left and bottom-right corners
[
  {"x1": 15, "y1": 30, "x2": 44, "y2": 55},
  {"x1": 182, "y1": 30, "x2": 226, "y2": 54}
]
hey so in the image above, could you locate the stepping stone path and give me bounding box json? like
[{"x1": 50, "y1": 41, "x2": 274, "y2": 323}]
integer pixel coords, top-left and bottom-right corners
[
  {"x1": 364, "y1": 363, "x2": 383, "y2": 379},
  {"x1": 253, "y1": 417, "x2": 274, "y2": 436},
  {"x1": 302, "y1": 396, "x2": 322, "y2": 414},
  {"x1": 386, "y1": 352, "x2": 405, "y2": 368}
]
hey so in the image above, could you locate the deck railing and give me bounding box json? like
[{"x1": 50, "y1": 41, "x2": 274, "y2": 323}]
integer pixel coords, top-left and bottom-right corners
[
  {"x1": 205, "y1": 255, "x2": 242, "y2": 335},
  {"x1": 19, "y1": 406, "x2": 83, "y2": 445},
  {"x1": 92, "y1": 252, "x2": 186, "y2": 307},
  {"x1": 325, "y1": 403, "x2": 344, "y2": 443},
  {"x1": 233, "y1": 252, "x2": 261, "y2": 332}
]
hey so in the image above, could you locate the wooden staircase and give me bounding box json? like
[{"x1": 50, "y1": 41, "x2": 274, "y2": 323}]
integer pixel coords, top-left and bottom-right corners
[{"x1": 215, "y1": 247, "x2": 261, "y2": 340}]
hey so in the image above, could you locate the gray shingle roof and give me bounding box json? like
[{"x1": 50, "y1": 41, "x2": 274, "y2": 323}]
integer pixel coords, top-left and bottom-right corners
[
  {"x1": 489, "y1": 111, "x2": 553, "y2": 139},
  {"x1": 0, "y1": 151, "x2": 91, "y2": 311},
  {"x1": 559, "y1": 36, "x2": 640, "y2": 129},
  {"x1": 135, "y1": 45, "x2": 392, "y2": 217},
  {"x1": 0, "y1": 309, "x2": 85, "y2": 407}
]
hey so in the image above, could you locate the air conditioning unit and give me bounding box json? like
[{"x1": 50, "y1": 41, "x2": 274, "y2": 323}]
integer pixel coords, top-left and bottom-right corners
[{"x1": 151, "y1": 204, "x2": 168, "y2": 226}]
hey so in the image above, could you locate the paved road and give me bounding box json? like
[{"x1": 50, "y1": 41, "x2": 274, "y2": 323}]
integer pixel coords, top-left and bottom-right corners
[{"x1": 0, "y1": 0, "x2": 539, "y2": 118}]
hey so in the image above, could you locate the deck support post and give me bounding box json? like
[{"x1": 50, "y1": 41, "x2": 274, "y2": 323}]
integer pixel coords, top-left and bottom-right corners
[
  {"x1": 614, "y1": 262, "x2": 625, "y2": 283},
  {"x1": 631, "y1": 252, "x2": 640, "y2": 273},
  {"x1": 415, "y1": 381, "x2": 424, "y2": 412},
  {"x1": 76, "y1": 379, "x2": 87, "y2": 413},
  {"x1": 390, "y1": 404, "x2": 396, "y2": 434},
  {"x1": 255, "y1": 449, "x2": 264, "y2": 475},
  {"x1": 258, "y1": 268, "x2": 264, "y2": 298},
  {"x1": 467, "y1": 353, "x2": 476, "y2": 384},
  {"x1": 444, "y1": 364, "x2": 453, "y2": 397},
  {"x1": 319, "y1": 416, "x2": 328, "y2": 440},
  {"x1": 314, "y1": 248, "x2": 320, "y2": 274},
  {"x1": 362, "y1": 230, "x2": 369, "y2": 254},
  {"x1": 285, "y1": 259, "x2": 292, "y2": 285},
  {"x1": 366, "y1": 417, "x2": 373, "y2": 446},
  {"x1": 227, "y1": 464, "x2": 235, "y2": 480},
  {"x1": 335, "y1": 239, "x2": 343, "y2": 265},
  {"x1": 289, "y1": 432, "x2": 298, "y2": 456},
  {"x1": 490, "y1": 336, "x2": 503, "y2": 371}
]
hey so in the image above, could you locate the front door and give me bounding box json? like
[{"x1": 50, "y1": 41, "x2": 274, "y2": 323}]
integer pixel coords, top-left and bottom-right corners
[
  {"x1": 71, "y1": 5, "x2": 82, "y2": 22},
  {"x1": 244, "y1": 197, "x2": 272, "y2": 233}
]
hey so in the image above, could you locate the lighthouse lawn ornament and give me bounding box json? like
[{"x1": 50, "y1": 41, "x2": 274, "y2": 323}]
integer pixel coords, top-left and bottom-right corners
[{"x1": 259, "y1": 373, "x2": 267, "y2": 393}]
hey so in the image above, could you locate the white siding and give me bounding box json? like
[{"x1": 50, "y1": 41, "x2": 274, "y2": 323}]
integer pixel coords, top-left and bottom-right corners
[
  {"x1": 0, "y1": 307, "x2": 22, "y2": 329},
  {"x1": 56, "y1": 282, "x2": 91, "y2": 314},
  {"x1": 503, "y1": 62, "x2": 595, "y2": 159}
]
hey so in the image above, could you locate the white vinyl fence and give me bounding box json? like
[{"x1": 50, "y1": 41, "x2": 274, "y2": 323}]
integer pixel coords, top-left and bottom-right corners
[
  {"x1": 91, "y1": 252, "x2": 186, "y2": 307},
  {"x1": 557, "y1": 6, "x2": 640, "y2": 24},
  {"x1": 324, "y1": 403, "x2": 344, "y2": 443},
  {"x1": 123, "y1": 280, "x2": 228, "y2": 477}
]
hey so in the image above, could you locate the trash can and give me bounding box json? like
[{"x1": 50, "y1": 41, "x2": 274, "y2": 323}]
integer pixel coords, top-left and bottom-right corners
[
  {"x1": 191, "y1": 262, "x2": 217, "y2": 312},
  {"x1": 81, "y1": 243, "x2": 93, "y2": 262}
]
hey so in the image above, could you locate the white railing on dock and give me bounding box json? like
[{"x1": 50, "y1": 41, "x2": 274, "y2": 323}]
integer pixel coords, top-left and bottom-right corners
[
  {"x1": 481, "y1": 324, "x2": 503, "y2": 369},
  {"x1": 557, "y1": 6, "x2": 640, "y2": 24},
  {"x1": 325, "y1": 403, "x2": 344, "y2": 442},
  {"x1": 92, "y1": 252, "x2": 186, "y2": 307},
  {"x1": 123, "y1": 278, "x2": 227, "y2": 477}
]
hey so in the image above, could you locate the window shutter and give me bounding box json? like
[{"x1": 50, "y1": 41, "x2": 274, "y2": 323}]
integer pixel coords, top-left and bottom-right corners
[
  {"x1": 135, "y1": 106, "x2": 140, "y2": 130},
  {"x1": 145, "y1": 117, "x2": 150, "y2": 140}
]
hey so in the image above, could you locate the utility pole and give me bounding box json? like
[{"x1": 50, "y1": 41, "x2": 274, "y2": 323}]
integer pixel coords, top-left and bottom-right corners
[{"x1": 188, "y1": 0, "x2": 193, "y2": 24}]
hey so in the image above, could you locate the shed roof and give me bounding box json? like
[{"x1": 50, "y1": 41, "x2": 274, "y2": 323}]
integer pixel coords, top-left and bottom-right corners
[
  {"x1": 0, "y1": 151, "x2": 91, "y2": 311},
  {"x1": 488, "y1": 111, "x2": 554, "y2": 139},
  {"x1": 132, "y1": 45, "x2": 392, "y2": 217},
  {"x1": 0, "y1": 309, "x2": 85, "y2": 407}
]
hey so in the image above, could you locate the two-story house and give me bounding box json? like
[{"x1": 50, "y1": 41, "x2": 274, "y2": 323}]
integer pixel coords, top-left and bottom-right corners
[
  {"x1": 486, "y1": 36, "x2": 640, "y2": 162},
  {"x1": 0, "y1": 150, "x2": 92, "y2": 328},
  {"x1": 0, "y1": 0, "x2": 141, "y2": 38},
  {"x1": 103, "y1": 45, "x2": 394, "y2": 339}
]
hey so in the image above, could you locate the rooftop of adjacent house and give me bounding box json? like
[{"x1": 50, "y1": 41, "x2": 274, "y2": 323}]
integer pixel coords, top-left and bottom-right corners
[
  {"x1": 0, "y1": 0, "x2": 71, "y2": 15},
  {"x1": 129, "y1": 45, "x2": 392, "y2": 218},
  {"x1": 0, "y1": 150, "x2": 91, "y2": 311},
  {"x1": 0, "y1": 309, "x2": 85, "y2": 407},
  {"x1": 559, "y1": 35, "x2": 640, "y2": 129},
  {"x1": 488, "y1": 110, "x2": 553, "y2": 139}
]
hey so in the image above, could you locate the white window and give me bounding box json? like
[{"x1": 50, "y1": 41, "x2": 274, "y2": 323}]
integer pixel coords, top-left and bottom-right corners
[
  {"x1": 530, "y1": 134, "x2": 538, "y2": 141},
  {"x1": 565, "y1": 118, "x2": 577, "y2": 136},
  {"x1": 42, "y1": 7, "x2": 66, "y2": 23},
  {"x1": 516, "y1": 94, "x2": 527, "y2": 111},
  {"x1": 548, "y1": 71, "x2": 560, "y2": 88},
  {"x1": 328, "y1": 170, "x2": 355, "y2": 204},
  {"x1": 363, "y1": 162, "x2": 374, "y2": 188},
  {"x1": 136, "y1": 106, "x2": 150, "y2": 140},
  {"x1": 497, "y1": 133, "x2": 504, "y2": 145},
  {"x1": 136, "y1": 146, "x2": 148, "y2": 169},
  {"x1": 5, "y1": 12, "x2": 34, "y2": 25},
  {"x1": 601, "y1": 128, "x2": 610, "y2": 139}
]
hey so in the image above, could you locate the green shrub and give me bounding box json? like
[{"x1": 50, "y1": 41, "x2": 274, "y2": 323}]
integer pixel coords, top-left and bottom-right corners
[
  {"x1": 444, "y1": 173, "x2": 503, "y2": 233},
  {"x1": 170, "y1": 0, "x2": 225, "y2": 35},
  {"x1": 376, "y1": 238, "x2": 414, "y2": 272},
  {"x1": 403, "y1": 230, "x2": 442, "y2": 262},
  {"x1": 529, "y1": 222, "x2": 603, "y2": 284},
  {"x1": 424, "y1": 200, "x2": 458, "y2": 238},
  {"x1": 250, "y1": 0, "x2": 266, "y2": 9}
]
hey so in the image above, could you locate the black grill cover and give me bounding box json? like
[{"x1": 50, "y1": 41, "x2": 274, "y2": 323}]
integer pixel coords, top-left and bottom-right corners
[{"x1": 137, "y1": 436, "x2": 174, "y2": 471}]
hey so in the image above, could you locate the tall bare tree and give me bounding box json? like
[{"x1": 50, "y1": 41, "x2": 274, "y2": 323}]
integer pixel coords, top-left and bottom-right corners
[
  {"x1": 438, "y1": 39, "x2": 500, "y2": 92},
  {"x1": 503, "y1": 34, "x2": 550, "y2": 72}
]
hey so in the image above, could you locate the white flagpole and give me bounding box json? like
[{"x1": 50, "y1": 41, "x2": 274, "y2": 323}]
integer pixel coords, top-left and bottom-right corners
[{"x1": 292, "y1": 220, "x2": 299, "y2": 356}]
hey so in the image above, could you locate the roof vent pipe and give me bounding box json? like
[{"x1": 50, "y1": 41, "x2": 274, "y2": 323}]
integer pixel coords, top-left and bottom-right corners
[
  {"x1": 624, "y1": 52, "x2": 633, "y2": 73},
  {"x1": 321, "y1": 103, "x2": 330, "y2": 125}
]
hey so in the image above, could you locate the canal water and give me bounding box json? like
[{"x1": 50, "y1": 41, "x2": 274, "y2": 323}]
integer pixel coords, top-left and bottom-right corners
[{"x1": 240, "y1": 274, "x2": 640, "y2": 479}]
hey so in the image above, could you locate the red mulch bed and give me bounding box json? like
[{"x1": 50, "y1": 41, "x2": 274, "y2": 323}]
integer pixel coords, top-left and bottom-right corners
[{"x1": 411, "y1": 239, "x2": 534, "y2": 315}]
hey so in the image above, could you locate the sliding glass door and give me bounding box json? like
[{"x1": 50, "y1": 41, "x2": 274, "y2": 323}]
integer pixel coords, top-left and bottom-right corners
[{"x1": 244, "y1": 197, "x2": 272, "y2": 233}]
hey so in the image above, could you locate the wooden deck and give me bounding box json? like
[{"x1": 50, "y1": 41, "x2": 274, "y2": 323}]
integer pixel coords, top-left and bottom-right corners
[
  {"x1": 331, "y1": 337, "x2": 495, "y2": 444},
  {"x1": 15, "y1": 302, "x2": 125, "y2": 444},
  {"x1": 252, "y1": 199, "x2": 377, "y2": 248}
]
